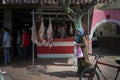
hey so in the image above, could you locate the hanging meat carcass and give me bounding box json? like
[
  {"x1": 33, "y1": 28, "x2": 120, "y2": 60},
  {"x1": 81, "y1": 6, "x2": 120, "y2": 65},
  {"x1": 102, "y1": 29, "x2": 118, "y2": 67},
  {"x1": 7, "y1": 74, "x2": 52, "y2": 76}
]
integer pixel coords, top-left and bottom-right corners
[
  {"x1": 32, "y1": 22, "x2": 38, "y2": 44},
  {"x1": 47, "y1": 17, "x2": 53, "y2": 49},
  {"x1": 39, "y1": 17, "x2": 46, "y2": 46},
  {"x1": 69, "y1": 23, "x2": 73, "y2": 36}
]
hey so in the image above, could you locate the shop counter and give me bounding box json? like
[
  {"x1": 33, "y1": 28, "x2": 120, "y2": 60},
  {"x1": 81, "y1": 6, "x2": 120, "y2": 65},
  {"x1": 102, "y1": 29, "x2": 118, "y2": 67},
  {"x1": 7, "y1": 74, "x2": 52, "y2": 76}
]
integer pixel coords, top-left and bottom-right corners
[{"x1": 37, "y1": 38, "x2": 75, "y2": 58}]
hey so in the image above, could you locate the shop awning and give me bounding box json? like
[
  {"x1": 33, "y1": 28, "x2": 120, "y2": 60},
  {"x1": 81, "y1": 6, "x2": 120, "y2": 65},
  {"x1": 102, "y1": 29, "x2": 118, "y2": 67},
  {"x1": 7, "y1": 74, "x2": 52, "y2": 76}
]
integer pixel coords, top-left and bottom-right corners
[{"x1": 2, "y1": 0, "x2": 112, "y2": 4}]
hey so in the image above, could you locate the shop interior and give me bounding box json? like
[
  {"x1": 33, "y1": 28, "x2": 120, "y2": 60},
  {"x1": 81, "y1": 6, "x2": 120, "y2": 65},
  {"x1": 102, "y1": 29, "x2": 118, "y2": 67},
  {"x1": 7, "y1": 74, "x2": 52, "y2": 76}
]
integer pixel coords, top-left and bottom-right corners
[{"x1": 12, "y1": 9, "x2": 75, "y2": 59}]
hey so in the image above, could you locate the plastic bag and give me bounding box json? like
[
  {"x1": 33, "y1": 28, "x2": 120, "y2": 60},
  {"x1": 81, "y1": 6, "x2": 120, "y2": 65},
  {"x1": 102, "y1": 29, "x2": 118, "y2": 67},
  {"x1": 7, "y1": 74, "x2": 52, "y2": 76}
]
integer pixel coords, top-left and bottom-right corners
[{"x1": 76, "y1": 46, "x2": 83, "y2": 58}]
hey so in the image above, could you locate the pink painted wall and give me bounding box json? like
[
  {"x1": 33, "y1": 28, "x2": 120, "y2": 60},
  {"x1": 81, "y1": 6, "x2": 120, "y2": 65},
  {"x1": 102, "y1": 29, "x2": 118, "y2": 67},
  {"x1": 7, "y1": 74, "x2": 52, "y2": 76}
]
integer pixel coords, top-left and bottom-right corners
[
  {"x1": 91, "y1": 9, "x2": 120, "y2": 28},
  {"x1": 89, "y1": 9, "x2": 120, "y2": 53}
]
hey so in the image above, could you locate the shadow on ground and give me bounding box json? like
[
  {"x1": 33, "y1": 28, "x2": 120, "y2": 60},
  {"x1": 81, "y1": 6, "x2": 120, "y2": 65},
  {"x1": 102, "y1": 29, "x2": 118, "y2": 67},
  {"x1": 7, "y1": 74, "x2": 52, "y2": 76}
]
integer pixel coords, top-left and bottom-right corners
[
  {"x1": 5, "y1": 58, "x2": 71, "y2": 68},
  {"x1": 93, "y1": 47, "x2": 120, "y2": 56},
  {"x1": 44, "y1": 71, "x2": 78, "y2": 78}
]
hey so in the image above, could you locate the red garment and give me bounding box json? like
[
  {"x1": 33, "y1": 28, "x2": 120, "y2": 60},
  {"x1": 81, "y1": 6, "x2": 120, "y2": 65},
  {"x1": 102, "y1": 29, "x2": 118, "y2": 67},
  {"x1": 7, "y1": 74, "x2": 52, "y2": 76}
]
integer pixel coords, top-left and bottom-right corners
[{"x1": 22, "y1": 32, "x2": 30, "y2": 47}]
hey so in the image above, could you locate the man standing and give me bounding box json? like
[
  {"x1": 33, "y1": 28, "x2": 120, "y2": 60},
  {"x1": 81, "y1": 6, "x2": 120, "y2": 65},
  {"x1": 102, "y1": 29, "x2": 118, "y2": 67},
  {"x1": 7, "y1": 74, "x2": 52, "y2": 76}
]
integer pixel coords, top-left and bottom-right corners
[
  {"x1": 2, "y1": 28, "x2": 12, "y2": 65},
  {"x1": 16, "y1": 30, "x2": 23, "y2": 60},
  {"x1": 21, "y1": 29, "x2": 30, "y2": 60}
]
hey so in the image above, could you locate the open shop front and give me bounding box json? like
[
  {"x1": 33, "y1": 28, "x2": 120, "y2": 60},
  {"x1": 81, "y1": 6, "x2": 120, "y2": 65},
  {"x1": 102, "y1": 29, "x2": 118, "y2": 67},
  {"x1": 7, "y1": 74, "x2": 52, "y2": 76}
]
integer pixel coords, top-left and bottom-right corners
[
  {"x1": 35, "y1": 13, "x2": 76, "y2": 58},
  {"x1": 30, "y1": 0, "x2": 110, "y2": 58},
  {"x1": 33, "y1": 11, "x2": 92, "y2": 58},
  {"x1": 0, "y1": 0, "x2": 111, "y2": 59}
]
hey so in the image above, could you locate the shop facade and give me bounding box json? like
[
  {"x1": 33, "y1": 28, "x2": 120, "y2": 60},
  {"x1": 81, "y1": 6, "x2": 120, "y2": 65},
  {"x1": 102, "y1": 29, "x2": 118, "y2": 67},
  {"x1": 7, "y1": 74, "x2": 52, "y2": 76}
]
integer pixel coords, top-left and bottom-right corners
[{"x1": 0, "y1": 0, "x2": 112, "y2": 58}]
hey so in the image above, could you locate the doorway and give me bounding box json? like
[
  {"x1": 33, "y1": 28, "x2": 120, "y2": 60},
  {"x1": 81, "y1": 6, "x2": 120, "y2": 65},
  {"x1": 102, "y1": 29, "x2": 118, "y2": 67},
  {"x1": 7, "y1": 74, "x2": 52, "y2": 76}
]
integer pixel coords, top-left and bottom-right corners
[
  {"x1": 92, "y1": 21, "x2": 120, "y2": 55},
  {"x1": 12, "y1": 9, "x2": 32, "y2": 59}
]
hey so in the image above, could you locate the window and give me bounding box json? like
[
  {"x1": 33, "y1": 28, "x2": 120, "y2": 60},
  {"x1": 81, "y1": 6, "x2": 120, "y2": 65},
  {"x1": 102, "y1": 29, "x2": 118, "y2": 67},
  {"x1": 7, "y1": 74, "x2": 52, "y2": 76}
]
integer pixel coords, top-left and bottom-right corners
[
  {"x1": 116, "y1": 25, "x2": 120, "y2": 35},
  {"x1": 100, "y1": 31, "x2": 103, "y2": 36}
]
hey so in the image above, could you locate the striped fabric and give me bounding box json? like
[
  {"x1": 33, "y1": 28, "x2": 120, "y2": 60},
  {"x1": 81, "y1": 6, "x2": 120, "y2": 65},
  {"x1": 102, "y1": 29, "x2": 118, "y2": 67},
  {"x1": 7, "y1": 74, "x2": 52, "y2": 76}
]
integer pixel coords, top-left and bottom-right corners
[{"x1": 2, "y1": 0, "x2": 111, "y2": 4}]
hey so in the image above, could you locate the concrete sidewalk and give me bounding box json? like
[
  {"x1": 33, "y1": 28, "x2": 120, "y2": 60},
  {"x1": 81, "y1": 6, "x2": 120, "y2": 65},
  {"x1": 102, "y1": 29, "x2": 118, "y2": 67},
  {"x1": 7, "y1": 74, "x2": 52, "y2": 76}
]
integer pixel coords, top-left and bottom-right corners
[
  {"x1": 0, "y1": 48, "x2": 120, "y2": 80},
  {"x1": 1, "y1": 58, "x2": 78, "y2": 80}
]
